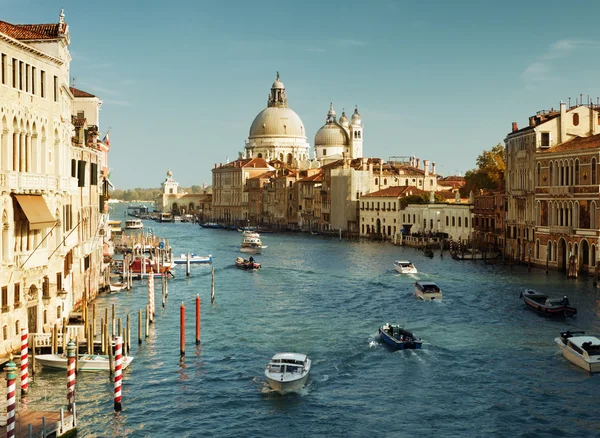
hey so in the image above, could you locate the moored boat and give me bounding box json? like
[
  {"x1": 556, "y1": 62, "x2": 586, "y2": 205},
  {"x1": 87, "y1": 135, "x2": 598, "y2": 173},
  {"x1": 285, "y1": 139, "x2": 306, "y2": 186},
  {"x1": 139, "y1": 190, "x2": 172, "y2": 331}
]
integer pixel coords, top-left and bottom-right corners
[
  {"x1": 172, "y1": 254, "x2": 213, "y2": 264},
  {"x1": 379, "y1": 323, "x2": 422, "y2": 350},
  {"x1": 235, "y1": 256, "x2": 260, "y2": 270},
  {"x1": 414, "y1": 281, "x2": 443, "y2": 300},
  {"x1": 555, "y1": 331, "x2": 600, "y2": 373},
  {"x1": 520, "y1": 289, "x2": 577, "y2": 317},
  {"x1": 265, "y1": 353, "x2": 311, "y2": 394},
  {"x1": 124, "y1": 219, "x2": 143, "y2": 230},
  {"x1": 127, "y1": 258, "x2": 174, "y2": 277},
  {"x1": 36, "y1": 353, "x2": 134, "y2": 372},
  {"x1": 394, "y1": 260, "x2": 417, "y2": 274}
]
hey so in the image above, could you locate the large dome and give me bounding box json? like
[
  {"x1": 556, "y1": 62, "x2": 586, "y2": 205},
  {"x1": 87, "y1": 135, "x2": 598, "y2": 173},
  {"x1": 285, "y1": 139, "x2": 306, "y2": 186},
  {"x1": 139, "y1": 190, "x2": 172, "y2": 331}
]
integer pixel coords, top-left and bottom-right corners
[
  {"x1": 314, "y1": 123, "x2": 349, "y2": 147},
  {"x1": 249, "y1": 107, "x2": 306, "y2": 139}
]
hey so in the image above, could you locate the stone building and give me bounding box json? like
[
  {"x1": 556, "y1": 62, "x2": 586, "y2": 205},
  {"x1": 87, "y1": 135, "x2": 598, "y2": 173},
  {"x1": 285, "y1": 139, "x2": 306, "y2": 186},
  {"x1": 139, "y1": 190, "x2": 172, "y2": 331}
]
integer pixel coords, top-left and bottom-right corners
[
  {"x1": 0, "y1": 11, "x2": 110, "y2": 358},
  {"x1": 155, "y1": 170, "x2": 212, "y2": 219}
]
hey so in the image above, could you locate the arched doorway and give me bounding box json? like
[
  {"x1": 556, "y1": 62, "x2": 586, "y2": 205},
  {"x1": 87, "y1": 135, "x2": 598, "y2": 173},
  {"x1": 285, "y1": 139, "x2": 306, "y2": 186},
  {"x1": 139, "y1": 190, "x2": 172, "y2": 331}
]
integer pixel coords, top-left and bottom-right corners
[
  {"x1": 582, "y1": 240, "x2": 589, "y2": 267},
  {"x1": 376, "y1": 218, "x2": 381, "y2": 235},
  {"x1": 558, "y1": 238, "x2": 567, "y2": 271}
]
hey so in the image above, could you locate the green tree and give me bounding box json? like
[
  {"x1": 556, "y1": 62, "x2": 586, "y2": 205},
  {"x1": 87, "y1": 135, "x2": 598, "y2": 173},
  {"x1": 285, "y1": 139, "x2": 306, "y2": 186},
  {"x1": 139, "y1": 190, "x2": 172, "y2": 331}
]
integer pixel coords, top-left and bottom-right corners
[{"x1": 461, "y1": 143, "x2": 505, "y2": 196}]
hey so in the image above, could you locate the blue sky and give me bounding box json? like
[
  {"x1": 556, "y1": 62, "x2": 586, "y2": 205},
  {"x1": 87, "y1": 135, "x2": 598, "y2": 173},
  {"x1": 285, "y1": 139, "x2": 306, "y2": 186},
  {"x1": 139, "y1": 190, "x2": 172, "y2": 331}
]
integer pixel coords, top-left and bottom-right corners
[{"x1": 4, "y1": 0, "x2": 600, "y2": 189}]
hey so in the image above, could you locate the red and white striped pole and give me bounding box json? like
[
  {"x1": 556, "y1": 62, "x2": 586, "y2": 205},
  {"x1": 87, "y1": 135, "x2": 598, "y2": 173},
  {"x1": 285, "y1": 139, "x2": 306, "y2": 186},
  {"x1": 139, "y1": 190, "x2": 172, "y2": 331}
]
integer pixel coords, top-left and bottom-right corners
[
  {"x1": 114, "y1": 336, "x2": 123, "y2": 412},
  {"x1": 66, "y1": 340, "x2": 76, "y2": 413},
  {"x1": 20, "y1": 327, "x2": 28, "y2": 394},
  {"x1": 148, "y1": 270, "x2": 155, "y2": 323},
  {"x1": 4, "y1": 355, "x2": 17, "y2": 438}
]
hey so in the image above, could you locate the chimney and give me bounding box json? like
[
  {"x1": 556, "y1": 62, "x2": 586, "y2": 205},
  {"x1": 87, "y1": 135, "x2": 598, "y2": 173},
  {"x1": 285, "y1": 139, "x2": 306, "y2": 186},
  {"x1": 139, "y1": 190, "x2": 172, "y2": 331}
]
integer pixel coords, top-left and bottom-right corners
[
  {"x1": 511, "y1": 122, "x2": 518, "y2": 133},
  {"x1": 424, "y1": 160, "x2": 430, "y2": 176},
  {"x1": 416, "y1": 158, "x2": 420, "y2": 169},
  {"x1": 560, "y1": 101, "x2": 566, "y2": 143},
  {"x1": 432, "y1": 162, "x2": 436, "y2": 174},
  {"x1": 369, "y1": 162, "x2": 373, "y2": 174},
  {"x1": 362, "y1": 157, "x2": 367, "y2": 170}
]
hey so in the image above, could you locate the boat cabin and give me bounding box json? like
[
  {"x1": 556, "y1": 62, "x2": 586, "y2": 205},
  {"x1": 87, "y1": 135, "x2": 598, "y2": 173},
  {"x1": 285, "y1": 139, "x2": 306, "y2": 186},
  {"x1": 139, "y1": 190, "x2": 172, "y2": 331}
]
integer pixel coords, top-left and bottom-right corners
[
  {"x1": 568, "y1": 337, "x2": 600, "y2": 357},
  {"x1": 267, "y1": 353, "x2": 308, "y2": 374},
  {"x1": 415, "y1": 281, "x2": 441, "y2": 293}
]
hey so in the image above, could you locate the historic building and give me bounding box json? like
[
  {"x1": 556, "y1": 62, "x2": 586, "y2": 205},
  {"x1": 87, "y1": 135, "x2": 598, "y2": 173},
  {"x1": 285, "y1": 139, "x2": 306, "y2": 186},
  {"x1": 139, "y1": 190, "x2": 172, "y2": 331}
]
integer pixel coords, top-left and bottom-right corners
[
  {"x1": 471, "y1": 185, "x2": 505, "y2": 252},
  {"x1": 244, "y1": 73, "x2": 311, "y2": 166},
  {"x1": 0, "y1": 11, "x2": 110, "y2": 358},
  {"x1": 314, "y1": 103, "x2": 363, "y2": 163},
  {"x1": 155, "y1": 170, "x2": 212, "y2": 219},
  {"x1": 505, "y1": 100, "x2": 600, "y2": 273}
]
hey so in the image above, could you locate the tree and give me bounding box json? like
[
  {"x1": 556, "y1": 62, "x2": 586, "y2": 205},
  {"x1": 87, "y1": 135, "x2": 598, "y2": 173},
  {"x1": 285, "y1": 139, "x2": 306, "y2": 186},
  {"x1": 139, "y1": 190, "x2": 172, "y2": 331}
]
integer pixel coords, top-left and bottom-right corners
[{"x1": 461, "y1": 143, "x2": 505, "y2": 196}]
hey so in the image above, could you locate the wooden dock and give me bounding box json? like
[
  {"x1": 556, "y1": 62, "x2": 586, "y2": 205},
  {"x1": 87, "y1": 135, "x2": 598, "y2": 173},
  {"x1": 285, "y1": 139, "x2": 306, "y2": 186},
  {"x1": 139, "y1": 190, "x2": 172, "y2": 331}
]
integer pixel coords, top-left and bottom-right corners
[{"x1": 1, "y1": 409, "x2": 76, "y2": 438}]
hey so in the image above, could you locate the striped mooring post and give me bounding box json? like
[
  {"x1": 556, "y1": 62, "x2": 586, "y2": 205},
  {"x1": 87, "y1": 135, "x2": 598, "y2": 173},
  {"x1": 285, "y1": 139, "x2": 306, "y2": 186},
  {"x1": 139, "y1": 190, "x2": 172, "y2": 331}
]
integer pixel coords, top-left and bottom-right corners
[
  {"x1": 67, "y1": 340, "x2": 76, "y2": 412},
  {"x1": 5, "y1": 355, "x2": 17, "y2": 438},
  {"x1": 20, "y1": 327, "x2": 28, "y2": 394},
  {"x1": 114, "y1": 336, "x2": 123, "y2": 412}
]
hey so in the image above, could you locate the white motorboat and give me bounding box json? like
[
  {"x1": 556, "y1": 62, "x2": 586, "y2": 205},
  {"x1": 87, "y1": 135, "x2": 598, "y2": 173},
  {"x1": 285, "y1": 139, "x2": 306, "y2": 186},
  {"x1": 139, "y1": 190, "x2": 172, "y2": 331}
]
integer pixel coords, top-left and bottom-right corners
[
  {"x1": 109, "y1": 282, "x2": 127, "y2": 293},
  {"x1": 394, "y1": 260, "x2": 417, "y2": 274},
  {"x1": 555, "y1": 331, "x2": 600, "y2": 373},
  {"x1": 240, "y1": 234, "x2": 266, "y2": 254},
  {"x1": 172, "y1": 254, "x2": 213, "y2": 264},
  {"x1": 35, "y1": 353, "x2": 134, "y2": 372},
  {"x1": 414, "y1": 281, "x2": 443, "y2": 300},
  {"x1": 265, "y1": 352, "x2": 311, "y2": 394},
  {"x1": 124, "y1": 219, "x2": 143, "y2": 230}
]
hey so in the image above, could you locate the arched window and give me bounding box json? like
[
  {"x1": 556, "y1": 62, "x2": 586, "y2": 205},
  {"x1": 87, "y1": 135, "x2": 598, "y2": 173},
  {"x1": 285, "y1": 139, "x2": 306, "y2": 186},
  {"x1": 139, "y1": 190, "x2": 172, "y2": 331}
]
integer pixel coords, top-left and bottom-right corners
[
  {"x1": 383, "y1": 179, "x2": 387, "y2": 185},
  {"x1": 573, "y1": 113, "x2": 579, "y2": 126},
  {"x1": 15, "y1": 320, "x2": 19, "y2": 336},
  {"x1": 547, "y1": 241, "x2": 552, "y2": 261},
  {"x1": 549, "y1": 161, "x2": 553, "y2": 186},
  {"x1": 575, "y1": 160, "x2": 580, "y2": 185},
  {"x1": 464, "y1": 217, "x2": 468, "y2": 228},
  {"x1": 535, "y1": 240, "x2": 540, "y2": 259},
  {"x1": 375, "y1": 178, "x2": 378, "y2": 185},
  {"x1": 458, "y1": 217, "x2": 462, "y2": 227},
  {"x1": 452, "y1": 217, "x2": 455, "y2": 227},
  {"x1": 536, "y1": 162, "x2": 541, "y2": 186},
  {"x1": 592, "y1": 245, "x2": 597, "y2": 266},
  {"x1": 288, "y1": 193, "x2": 292, "y2": 201}
]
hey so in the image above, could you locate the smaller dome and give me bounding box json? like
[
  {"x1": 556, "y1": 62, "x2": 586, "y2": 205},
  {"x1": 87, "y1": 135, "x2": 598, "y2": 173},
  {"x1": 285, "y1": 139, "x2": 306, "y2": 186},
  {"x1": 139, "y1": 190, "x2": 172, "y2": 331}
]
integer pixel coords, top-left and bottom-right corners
[
  {"x1": 351, "y1": 107, "x2": 362, "y2": 125},
  {"x1": 167, "y1": 170, "x2": 173, "y2": 177},
  {"x1": 339, "y1": 111, "x2": 349, "y2": 128},
  {"x1": 272, "y1": 79, "x2": 284, "y2": 89},
  {"x1": 314, "y1": 123, "x2": 350, "y2": 147}
]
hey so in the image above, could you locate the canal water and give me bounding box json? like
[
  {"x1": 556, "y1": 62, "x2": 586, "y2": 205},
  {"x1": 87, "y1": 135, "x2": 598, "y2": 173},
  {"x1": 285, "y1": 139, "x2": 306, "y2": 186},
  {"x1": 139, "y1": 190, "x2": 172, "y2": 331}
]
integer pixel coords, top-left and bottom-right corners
[{"x1": 20, "y1": 203, "x2": 600, "y2": 437}]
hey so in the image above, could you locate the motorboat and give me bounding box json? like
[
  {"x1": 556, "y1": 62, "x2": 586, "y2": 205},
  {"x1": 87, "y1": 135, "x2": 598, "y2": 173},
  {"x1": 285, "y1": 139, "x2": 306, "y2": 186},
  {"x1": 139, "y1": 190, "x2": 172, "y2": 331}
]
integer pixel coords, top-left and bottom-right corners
[
  {"x1": 127, "y1": 257, "x2": 174, "y2": 278},
  {"x1": 379, "y1": 323, "x2": 422, "y2": 350},
  {"x1": 240, "y1": 234, "x2": 266, "y2": 254},
  {"x1": 200, "y1": 222, "x2": 224, "y2": 229},
  {"x1": 235, "y1": 257, "x2": 261, "y2": 270},
  {"x1": 124, "y1": 219, "x2": 143, "y2": 230},
  {"x1": 172, "y1": 254, "x2": 213, "y2": 265},
  {"x1": 414, "y1": 281, "x2": 443, "y2": 300},
  {"x1": 109, "y1": 282, "x2": 127, "y2": 293},
  {"x1": 264, "y1": 353, "x2": 311, "y2": 394},
  {"x1": 394, "y1": 260, "x2": 417, "y2": 274},
  {"x1": 555, "y1": 331, "x2": 600, "y2": 373},
  {"x1": 35, "y1": 353, "x2": 134, "y2": 372},
  {"x1": 520, "y1": 289, "x2": 577, "y2": 317}
]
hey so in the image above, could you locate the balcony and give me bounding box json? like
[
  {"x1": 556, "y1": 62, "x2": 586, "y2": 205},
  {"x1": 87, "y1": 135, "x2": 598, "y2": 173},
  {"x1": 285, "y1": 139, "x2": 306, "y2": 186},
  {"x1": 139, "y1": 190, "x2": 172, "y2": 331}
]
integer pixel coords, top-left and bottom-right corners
[
  {"x1": 549, "y1": 186, "x2": 574, "y2": 196},
  {"x1": 0, "y1": 171, "x2": 73, "y2": 193},
  {"x1": 549, "y1": 226, "x2": 573, "y2": 235}
]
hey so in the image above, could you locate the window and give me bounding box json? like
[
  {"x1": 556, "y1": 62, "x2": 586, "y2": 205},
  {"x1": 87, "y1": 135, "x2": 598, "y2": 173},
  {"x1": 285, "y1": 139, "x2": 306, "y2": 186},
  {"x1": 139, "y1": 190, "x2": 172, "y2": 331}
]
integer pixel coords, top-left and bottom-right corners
[
  {"x1": 19, "y1": 61, "x2": 23, "y2": 90},
  {"x1": 14, "y1": 283, "x2": 20, "y2": 306},
  {"x1": 25, "y1": 64, "x2": 29, "y2": 92},
  {"x1": 40, "y1": 70, "x2": 45, "y2": 97},
  {"x1": 593, "y1": 158, "x2": 597, "y2": 185},
  {"x1": 31, "y1": 67, "x2": 35, "y2": 94},
  {"x1": 91, "y1": 163, "x2": 98, "y2": 185},
  {"x1": 71, "y1": 159, "x2": 77, "y2": 177},
  {"x1": 541, "y1": 132, "x2": 550, "y2": 147},
  {"x1": 77, "y1": 160, "x2": 86, "y2": 187},
  {"x1": 53, "y1": 75, "x2": 58, "y2": 101},
  {"x1": 446, "y1": 216, "x2": 449, "y2": 226},
  {"x1": 12, "y1": 58, "x2": 16, "y2": 88},
  {"x1": 573, "y1": 113, "x2": 579, "y2": 126},
  {"x1": 1, "y1": 287, "x2": 7, "y2": 311},
  {"x1": 56, "y1": 272, "x2": 62, "y2": 291},
  {"x1": 452, "y1": 217, "x2": 455, "y2": 226},
  {"x1": 15, "y1": 320, "x2": 20, "y2": 336},
  {"x1": 323, "y1": 149, "x2": 326, "y2": 156},
  {"x1": 1, "y1": 54, "x2": 5, "y2": 85},
  {"x1": 458, "y1": 217, "x2": 462, "y2": 227},
  {"x1": 575, "y1": 160, "x2": 580, "y2": 185},
  {"x1": 465, "y1": 217, "x2": 468, "y2": 228},
  {"x1": 57, "y1": 306, "x2": 61, "y2": 319}
]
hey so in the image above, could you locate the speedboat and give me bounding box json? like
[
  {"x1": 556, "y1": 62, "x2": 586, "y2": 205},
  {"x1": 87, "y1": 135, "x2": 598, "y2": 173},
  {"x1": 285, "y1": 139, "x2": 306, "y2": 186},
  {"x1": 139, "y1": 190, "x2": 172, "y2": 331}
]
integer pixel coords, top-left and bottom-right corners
[
  {"x1": 234, "y1": 257, "x2": 260, "y2": 270},
  {"x1": 379, "y1": 323, "x2": 422, "y2": 350},
  {"x1": 264, "y1": 353, "x2": 311, "y2": 394},
  {"x1": 555, "y1": 331, "x2": 600, "y2": 373},
  {"x1": 240, "y1": 235, "x2": 266, "y2": 254},
  {"x1": 520, "y1": 289, "x2": 577, "y2": 317},
  {"x1": 172, "y1": 254, "x2": 213, "y2": 264},
  {"x1": 36, "y1": 353, "x2": 134, "y2": 372},
  {"x1": 414, "y1": 281, "x2": 443, "y2": 300},
  {"x1": 394, "y1": 260, "x2": 417, "y2": 274}
]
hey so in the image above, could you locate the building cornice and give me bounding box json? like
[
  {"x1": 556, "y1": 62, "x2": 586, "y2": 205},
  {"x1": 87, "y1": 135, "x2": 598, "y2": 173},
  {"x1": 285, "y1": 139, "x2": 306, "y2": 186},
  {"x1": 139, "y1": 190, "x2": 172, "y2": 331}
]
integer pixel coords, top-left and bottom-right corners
[{"x1": 0, "y1": 32, "x2": 64, "y2": 65}]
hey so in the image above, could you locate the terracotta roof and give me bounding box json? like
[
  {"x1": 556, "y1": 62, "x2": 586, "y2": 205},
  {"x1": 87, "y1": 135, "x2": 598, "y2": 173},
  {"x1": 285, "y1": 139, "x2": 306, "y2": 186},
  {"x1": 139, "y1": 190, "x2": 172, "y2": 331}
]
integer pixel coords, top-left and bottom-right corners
[
  {"x1": 540, "y1": 133, "x2": 600, "y2": 153},
  {"x1": 70, "y1": 87, "x2": 96, "y2": 98},
  {"x1": 298, "y1": 173, "x2": 322, "y2": 183},
  {"x1": 241, "y1": 158, "x2": 269, "y2": 168},
  {"x1": 0, "y1": 21, "x2": 66, "y2": 40},
  {"x1": 362, "y1": 186, "x2": 427, "y2": 198}
]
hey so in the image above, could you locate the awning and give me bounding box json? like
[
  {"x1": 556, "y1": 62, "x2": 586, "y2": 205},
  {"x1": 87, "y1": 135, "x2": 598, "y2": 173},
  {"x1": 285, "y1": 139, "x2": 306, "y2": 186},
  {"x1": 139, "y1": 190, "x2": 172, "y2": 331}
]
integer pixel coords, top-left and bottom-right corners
[{"x1": 14, "y1": 195, "x2": 57, "y2": 230}]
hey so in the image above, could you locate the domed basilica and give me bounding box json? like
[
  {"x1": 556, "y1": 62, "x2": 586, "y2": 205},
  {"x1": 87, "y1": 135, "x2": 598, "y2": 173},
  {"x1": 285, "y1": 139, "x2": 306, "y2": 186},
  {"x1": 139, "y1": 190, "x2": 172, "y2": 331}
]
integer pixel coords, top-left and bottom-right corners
[
  {"x1": 245, "y1": 73, "x2": 311, "y2": 167},
  {"x1": 244, "y1": 73, "x2": 364, "y2": 168}
]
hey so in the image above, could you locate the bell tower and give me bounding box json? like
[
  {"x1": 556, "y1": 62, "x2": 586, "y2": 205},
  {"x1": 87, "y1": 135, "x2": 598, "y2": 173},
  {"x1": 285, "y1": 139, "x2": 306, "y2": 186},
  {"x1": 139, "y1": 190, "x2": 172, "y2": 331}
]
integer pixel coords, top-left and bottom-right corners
[{"x1": 350, "y1": 106, "x2": 363, "y2": 159}]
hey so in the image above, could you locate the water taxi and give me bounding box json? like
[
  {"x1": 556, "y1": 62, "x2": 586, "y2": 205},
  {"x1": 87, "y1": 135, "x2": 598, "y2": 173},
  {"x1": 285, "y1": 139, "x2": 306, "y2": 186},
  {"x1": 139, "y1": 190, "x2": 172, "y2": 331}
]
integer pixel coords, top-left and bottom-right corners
[
  {"x1": 265, "y1": 353, "x2": 311, "y2": 394},
  {"x1": 124, "y1": 219, "x2": 143, "y2": 230}
]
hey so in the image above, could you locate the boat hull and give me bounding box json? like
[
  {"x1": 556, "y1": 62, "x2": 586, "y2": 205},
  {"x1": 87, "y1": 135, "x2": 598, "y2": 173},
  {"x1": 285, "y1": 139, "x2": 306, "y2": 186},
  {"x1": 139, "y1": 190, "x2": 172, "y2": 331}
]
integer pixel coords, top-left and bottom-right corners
[
  {"x1": 379, "y1": 328, "x2": 422, "y2": 350},
  {"x1": 172, "y1": 255, "x2": 212, "y2": 264},
  {"x1": 555, "y1": 338, "x2": 600, "y2": 373},
  {"x1": 521, "y1": 290, "x2": 577, "y2": 317},
  {"x1": 265, "y1": 373, "x2": 309, "y2": 393},
  {"x1": 240, "y1": 246, "x2": 262, "y2": 254},
  {"x1": 36, "y1": 354, "x2": 134, "y2": 372},
  {"x1": 415, "y1": 290, "x2": 443, "y2": 300}
]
